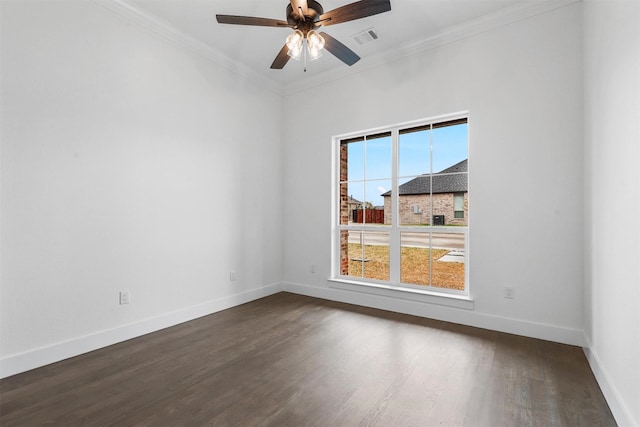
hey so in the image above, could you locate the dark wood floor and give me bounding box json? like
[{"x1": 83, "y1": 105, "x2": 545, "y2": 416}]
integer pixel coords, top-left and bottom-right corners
[{"x1": 1, "y1": 292, "x2": 615, "y2": 426}]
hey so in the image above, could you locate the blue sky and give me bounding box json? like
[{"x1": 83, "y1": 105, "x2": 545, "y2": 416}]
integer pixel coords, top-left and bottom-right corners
[{"x1": 345, "y1": 124, "x2": 467, "y2": 207}]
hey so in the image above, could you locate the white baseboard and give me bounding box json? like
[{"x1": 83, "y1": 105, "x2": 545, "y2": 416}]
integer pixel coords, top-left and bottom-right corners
[
  {"x1": 282, "y1": 281, "x2": 586, "y2": 347},
  {"x1": 0, "y1": 283, "x2": 283, "y2": 379},
  {"x1": 6, "y1": 281, "x2": 630, "y2": 425},
  {"x1": 583, "y1": 337, "x2": 637, "y2": 427}
]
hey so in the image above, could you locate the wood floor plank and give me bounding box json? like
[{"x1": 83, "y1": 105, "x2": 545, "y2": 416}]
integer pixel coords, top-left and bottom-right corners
[{"x1": 0, "y1": 292, "x2": 616, "y2": 426}]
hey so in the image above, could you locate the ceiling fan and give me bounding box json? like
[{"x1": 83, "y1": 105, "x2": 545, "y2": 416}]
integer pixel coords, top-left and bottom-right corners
[{"x1": 216, "y1": 0, "x2": 391, "y2": 70}]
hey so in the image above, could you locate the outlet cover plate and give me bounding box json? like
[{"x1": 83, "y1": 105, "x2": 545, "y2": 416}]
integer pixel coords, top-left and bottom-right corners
[{"x1": 119, "y1": 290, "x2": 130, "y2": 305}]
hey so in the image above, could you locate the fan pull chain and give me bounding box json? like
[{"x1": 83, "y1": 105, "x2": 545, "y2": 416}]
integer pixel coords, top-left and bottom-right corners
[{"x1": 303, "y1": 39, "x2": 308, "y2": 72}]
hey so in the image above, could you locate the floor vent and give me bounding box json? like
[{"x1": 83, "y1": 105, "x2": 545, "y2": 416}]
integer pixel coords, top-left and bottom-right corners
[{"x1": 352, "y1": 28, "x2": 379, "y2": 45}]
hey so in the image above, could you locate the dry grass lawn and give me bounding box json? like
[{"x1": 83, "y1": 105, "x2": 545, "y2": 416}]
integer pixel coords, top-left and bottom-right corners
[{"x1": 348, "y1": 243, "x2": 464, "y2": 290}]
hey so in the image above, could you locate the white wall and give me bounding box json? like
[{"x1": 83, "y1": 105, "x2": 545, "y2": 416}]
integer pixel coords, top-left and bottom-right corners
[
  {"x1": 282, "y1": 4, "x2": 585, "y2": 344},
  {"x1": 583, "y1": 1, "x2": 640, "y2": 425},
  {"x1": 3, "y1": 1, "x2": 637, "y2": 423},
  {"x1": 0, "y1": 0, "x2": 283, "y2": 376}
]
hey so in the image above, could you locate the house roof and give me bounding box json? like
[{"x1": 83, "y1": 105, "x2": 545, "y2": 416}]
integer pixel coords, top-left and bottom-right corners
[
  {"x1": 382, "y1": 159, "x2": 467, "y2": 196},
  {"x1": 438, "y1": 159, "x2": 468, "y2": 174}
]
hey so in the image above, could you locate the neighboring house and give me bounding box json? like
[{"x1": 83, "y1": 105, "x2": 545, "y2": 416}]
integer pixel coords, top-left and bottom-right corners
[
  {"x1": 382, "y1": 159, "x2": 468, "y2": 225},
  {"x1": 347, "y1": 196, "x2": 362, "y2": 222}
]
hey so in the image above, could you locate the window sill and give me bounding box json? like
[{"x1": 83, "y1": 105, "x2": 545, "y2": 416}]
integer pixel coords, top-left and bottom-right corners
[{"x1": 328, "y1": 279, "x2": 474, "y2": 310}]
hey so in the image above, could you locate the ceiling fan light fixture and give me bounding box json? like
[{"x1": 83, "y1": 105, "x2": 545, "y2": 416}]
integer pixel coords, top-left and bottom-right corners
[
  {"x1": 287, "y1": 44, "x2": 303, "y2": 60},
  {"x1": 286, "y1": 29, "x2": 304, "y2": 50},
  {"x1": 286, "y1": 29, "x2": 304, "y2": 60},
  {"x1": 308, "y1": 45, "x2": 323, "y2": 60},
  {"x1": 307, "y1": 30, "x2": 325, "y2": 50},
  {"x1": 306, "y1": 30, "x2": 325, "y2": 60}
]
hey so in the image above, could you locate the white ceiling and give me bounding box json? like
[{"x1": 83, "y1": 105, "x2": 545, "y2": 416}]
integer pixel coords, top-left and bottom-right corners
[{"x1": 122, "y1": 0, "x2": 546, "y2": 88}]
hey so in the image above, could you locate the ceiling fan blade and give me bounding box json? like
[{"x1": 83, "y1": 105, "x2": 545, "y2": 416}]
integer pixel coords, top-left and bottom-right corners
[
  {"x1": 271, "y1": 44, "x2": 291, "y2": 69},
  {"x1": 216, "y1": 15, "x2": 291, "y2": 27},
  {"x1": 289, "y1": 0, "x2": 309, "y2": 18},
  {"x1": 318, "y1": 0, "x2": 391, "y2": 27},
  {"x1": 320, "y1": 32, "x2": 360, "y2": 66}
]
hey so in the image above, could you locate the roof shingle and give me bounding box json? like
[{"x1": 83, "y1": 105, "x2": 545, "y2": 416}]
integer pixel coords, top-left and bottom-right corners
[{"x1": 382, "y1": 159, "x2": 467, "y2": 196}]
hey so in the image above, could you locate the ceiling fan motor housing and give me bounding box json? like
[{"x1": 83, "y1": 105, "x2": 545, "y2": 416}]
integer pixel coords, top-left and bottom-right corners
[{"x1": 286, "y1": 0, "x2": 325, "y2": 30}]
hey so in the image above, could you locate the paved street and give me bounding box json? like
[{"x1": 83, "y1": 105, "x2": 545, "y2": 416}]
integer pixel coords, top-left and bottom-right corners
[{"x1": 347, "y1": 230, "x2": 465, "y2": 250}]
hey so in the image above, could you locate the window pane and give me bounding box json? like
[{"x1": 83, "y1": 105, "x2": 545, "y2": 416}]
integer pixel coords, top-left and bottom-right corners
[
  {"x1": 339, "y1": 183, "x2": 349, "y2": 225},
  {"x1": 365, "y1": 134, "x2": 391, "y2": 180},
  {"x1": 400, "y1": 232, "x2": 465, "y2": 290},
  {"x1": 397, "y1": 176, "x2": 431, "y2": 226},
  {"x1": 400, "y1": 232, "x2": 431, "y2": 286},
  {"x1": 346, "y1": 140, "x2": 364, "y2": 181},
  {"x1": 399, "y1": 193, "x2": 431, "y2": 226},
  {"x1": 339, "y1": 230, "x2": 350, "y2": 275},
  {"x1": 362, "y1": 232, "x2": 389, "y2": 281},
  {"x1": 432, "y1": 123, "x2": 468, "y2": 226},
  {"x1": 431, "y1": 123, "x2": 467, "y2": 175},
  {"x1": 344, "y1": 230, "x2": 363, "y2": 277},
  {"x1": 346, "y1": 182, "x2": 364, "y2": 223},
  {"x1": 364, "y1": 179, "x2": 391, "y2": 225},
  {"x1": 343, "y1": 231, "x2": 389, "y2": 281},
  {"x1": 339, "y1": 143, "x2": 348, "y2": 183},
  {"x1": 453, "y1": 191, "x2": 465, "y2": 220},
  {"x1": 430, "y1": 232, "x2": 465, "y2": 290},
  {"x1": 399, "y1": 128, "x2": 430, "y2": 178},
  {"x1": 454, "y1": 193, "x2": 464, "y2": 211}
]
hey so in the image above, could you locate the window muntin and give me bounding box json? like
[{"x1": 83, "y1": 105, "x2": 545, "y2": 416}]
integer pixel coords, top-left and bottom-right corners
[{"x1": 336, "y1": 115, "x2": 468, "y2": 295}]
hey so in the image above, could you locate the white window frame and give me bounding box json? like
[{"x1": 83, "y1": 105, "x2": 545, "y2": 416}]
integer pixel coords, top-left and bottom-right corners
[{"x1": 330, "y1": 112, "x2": 472, "y2": 307}]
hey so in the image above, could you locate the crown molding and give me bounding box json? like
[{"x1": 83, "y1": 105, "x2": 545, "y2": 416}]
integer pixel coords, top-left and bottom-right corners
[
  {"x1": 90, "y1": 0, "x2": 284, "y2": 96},
  {"x1": 282, "y1": 0, "x2": 580, "y2": 96},
  {"x1": 90, "y1": 0, "x2": 579, "y2": 98}
]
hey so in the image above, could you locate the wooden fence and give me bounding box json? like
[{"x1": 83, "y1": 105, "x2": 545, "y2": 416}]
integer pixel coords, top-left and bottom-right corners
[{"x1": 352, "y1": 209, "x2": 385, "y2": 224}]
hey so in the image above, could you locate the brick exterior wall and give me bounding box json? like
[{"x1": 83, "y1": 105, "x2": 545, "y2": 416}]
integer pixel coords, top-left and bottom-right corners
[
  {"x1": 383, "y1": 192, "x2": 468, "y2": 225},
  {"x1": 339, "y1": 144, "x2": 349, "y2": 275}
]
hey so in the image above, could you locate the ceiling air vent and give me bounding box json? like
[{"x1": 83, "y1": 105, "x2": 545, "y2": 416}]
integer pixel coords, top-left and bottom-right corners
[{"x1": 352, "y1": 28, "x2": 379, "y2": 45}]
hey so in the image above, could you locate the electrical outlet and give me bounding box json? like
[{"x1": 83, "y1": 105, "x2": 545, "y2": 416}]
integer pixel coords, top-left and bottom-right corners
[
  {"x1": 230, "y1": 271, "x2": 236, "y2": 281},
  {"x1": 119, "y1": 290, "x2": 130, "y2": 305},
  {"x1": 503, "y1": 287, "x2": 515, "y2": 299}
]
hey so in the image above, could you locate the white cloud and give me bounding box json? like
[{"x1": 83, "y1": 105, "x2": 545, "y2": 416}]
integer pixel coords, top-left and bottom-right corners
[{"x1": 376, "y1": 186, "x2": 387, "y2": 194}]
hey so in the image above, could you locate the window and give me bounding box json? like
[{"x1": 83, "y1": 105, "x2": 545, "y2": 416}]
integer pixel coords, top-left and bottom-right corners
[
  {"x1": 454, "y1": 193, "x2": 465, "y2": 219},
  {"x1": 334, "y1": 114, "x2": 468, "y2": 296}
]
